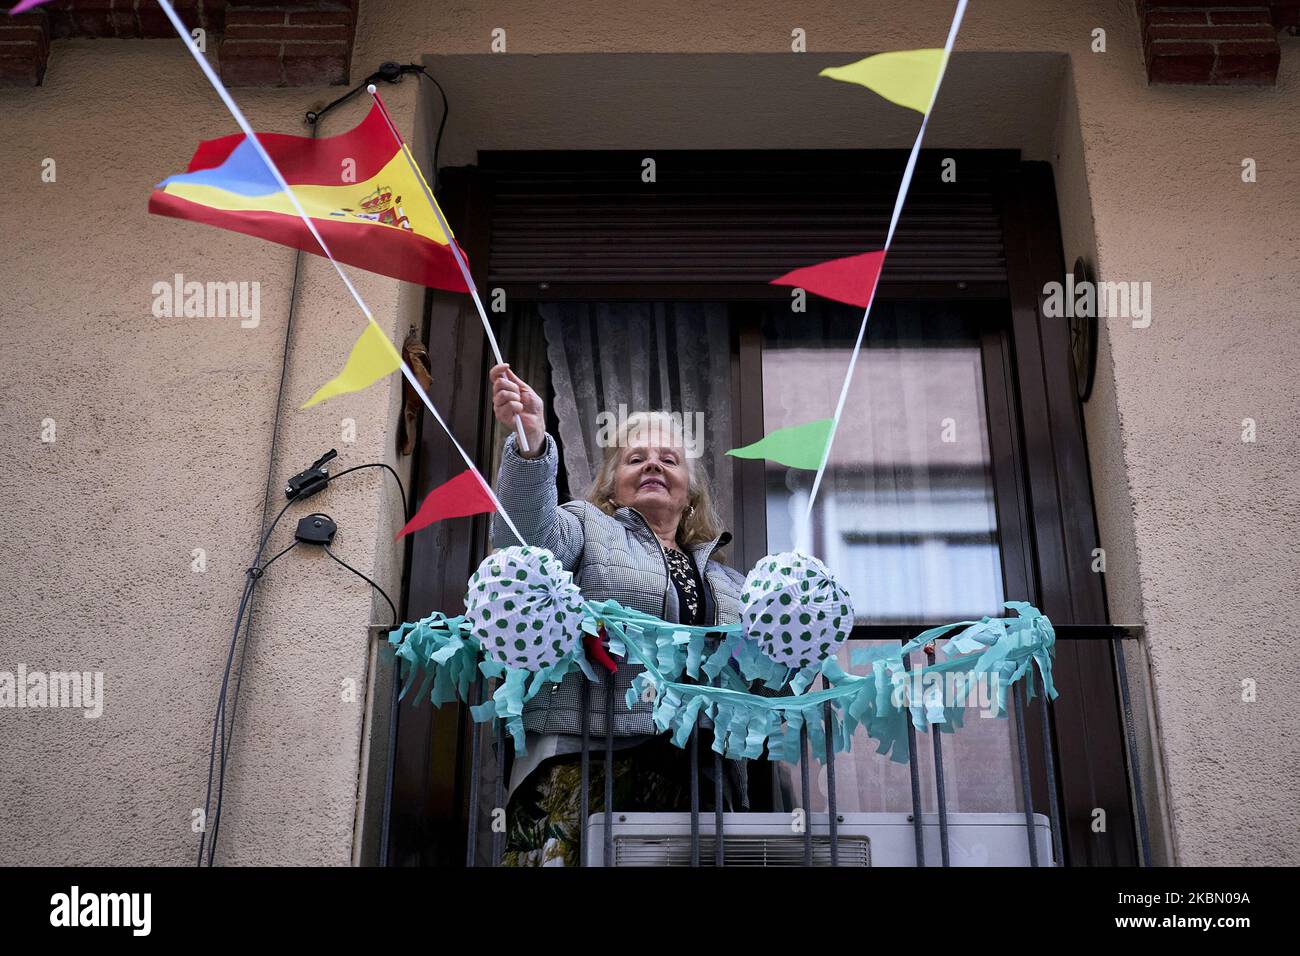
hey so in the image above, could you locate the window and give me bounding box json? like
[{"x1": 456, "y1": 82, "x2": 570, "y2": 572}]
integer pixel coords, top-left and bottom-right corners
[
  {"x1": 761, "y1": 302, "x2": 1005, "y2": 622},
  {"x1": 395, "y1": 152, "x2": 1138, "y2": 867},
  {"x1": 756, "y1": 300, "x2": 1027, "y2": 816}
]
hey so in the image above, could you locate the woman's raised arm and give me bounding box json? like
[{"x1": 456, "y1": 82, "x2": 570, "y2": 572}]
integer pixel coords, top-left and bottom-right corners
[{"x1": 488, "y1": 364, "x2": 584, "y2": 570}]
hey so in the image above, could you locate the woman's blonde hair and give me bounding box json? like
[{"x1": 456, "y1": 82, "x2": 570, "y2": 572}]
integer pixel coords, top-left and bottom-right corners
[{"x1": 585, "y1": 410, "x2": 727, "y2": 556}]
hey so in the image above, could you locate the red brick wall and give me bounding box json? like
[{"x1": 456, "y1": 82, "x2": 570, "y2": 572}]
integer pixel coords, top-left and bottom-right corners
[
  {"x1": 0, "y1": 9, "x2": 49, "y2": 86},
  {"x1": 43, "y1": 0, "x2": 221, "y2": 39},
  {"x1": 219, "y1": 3, "x2": 355, "y2": 87},
  {"x1": 5, "y1": 0, "x2": 1293, "y2": 88},
  {"x1": 1136, "y1": 1, "x2": 1287, "y2": 84},
  {"x1": 1, "y1": 0, "x2": 357, "y2": 87}
]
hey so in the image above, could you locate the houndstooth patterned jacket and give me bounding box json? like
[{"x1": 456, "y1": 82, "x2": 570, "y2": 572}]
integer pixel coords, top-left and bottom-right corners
[{"x1": 490, "y1": 432, "x2": 747, "y2": 737}]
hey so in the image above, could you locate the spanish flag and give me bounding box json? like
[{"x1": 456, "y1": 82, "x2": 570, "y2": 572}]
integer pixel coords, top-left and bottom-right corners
[{"x1": 149, "y1": 103, "x2": 470, "y2": 292}]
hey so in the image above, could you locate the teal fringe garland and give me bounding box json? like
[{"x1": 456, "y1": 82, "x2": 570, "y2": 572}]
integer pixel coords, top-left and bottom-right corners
[{"x1": 388, "y1": 599, "x2": 1057, "y2": 764}]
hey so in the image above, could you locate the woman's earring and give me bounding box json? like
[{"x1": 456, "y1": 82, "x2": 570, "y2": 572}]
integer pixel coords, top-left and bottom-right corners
[
  {"x1": 607, "y1": 498, "x2": 618, "y2": 510},
  {"x1": 686, "y1": 504, "x2": 696, "y2": 520}
]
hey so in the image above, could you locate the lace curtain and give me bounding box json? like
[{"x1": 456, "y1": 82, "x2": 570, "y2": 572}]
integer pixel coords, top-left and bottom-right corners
[{"x1": 537, "y1": 301, "x2": 735, "y2": 533}]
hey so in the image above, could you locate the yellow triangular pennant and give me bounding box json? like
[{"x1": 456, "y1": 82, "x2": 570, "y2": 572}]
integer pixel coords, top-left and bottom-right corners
[
  {"x1": 819, "y1": 49, "x2": 946, "y2": 115},
  {"x1": 302, "y1": 320, "x2": 403, "y2": 409}
]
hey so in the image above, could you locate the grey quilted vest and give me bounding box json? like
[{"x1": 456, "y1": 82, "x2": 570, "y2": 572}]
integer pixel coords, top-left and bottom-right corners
[{"x1": 490, "y1": 432, "x2": 746, "y2": 736}]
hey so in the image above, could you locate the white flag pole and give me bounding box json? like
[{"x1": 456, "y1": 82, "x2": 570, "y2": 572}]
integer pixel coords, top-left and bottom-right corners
[{"x1": 367, "y1": 85, "x2": 531, "y2": 454}]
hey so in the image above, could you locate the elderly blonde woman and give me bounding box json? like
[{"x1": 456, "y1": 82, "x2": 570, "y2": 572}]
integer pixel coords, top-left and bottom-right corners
[{"x1": 489, "y1": 362, "x2": 750, "y2": 866}]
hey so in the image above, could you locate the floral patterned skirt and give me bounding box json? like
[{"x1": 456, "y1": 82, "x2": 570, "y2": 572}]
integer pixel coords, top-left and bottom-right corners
[{"x1": 502, "y1": 734, "x2": 724, "y2": 867}]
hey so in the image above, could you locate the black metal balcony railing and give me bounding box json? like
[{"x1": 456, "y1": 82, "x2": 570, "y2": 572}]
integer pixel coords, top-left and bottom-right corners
[{"x1": 464, "y1": 624, "x2": 1145, "y2": 868}]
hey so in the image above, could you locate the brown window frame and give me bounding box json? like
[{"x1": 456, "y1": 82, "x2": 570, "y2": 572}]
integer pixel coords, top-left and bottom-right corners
[{"x1": 387, "y1": 151, "x2": 1138, "y2": 867}]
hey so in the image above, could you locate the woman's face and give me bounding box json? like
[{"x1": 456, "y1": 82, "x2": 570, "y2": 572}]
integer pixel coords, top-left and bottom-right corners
[{"x1": 612, "y1": 428, "x2": 690, "y2": 528}]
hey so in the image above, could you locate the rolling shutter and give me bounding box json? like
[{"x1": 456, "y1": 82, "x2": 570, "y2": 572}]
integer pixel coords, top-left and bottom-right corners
[{"x1": 479, "y1": 151, "x2": 1013, "y2": 292}]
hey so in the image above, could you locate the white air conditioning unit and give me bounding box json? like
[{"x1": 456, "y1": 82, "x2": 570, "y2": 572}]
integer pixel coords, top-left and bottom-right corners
[{"x1": 584, "y1": 812, "x2": 1055, "y2": 866}]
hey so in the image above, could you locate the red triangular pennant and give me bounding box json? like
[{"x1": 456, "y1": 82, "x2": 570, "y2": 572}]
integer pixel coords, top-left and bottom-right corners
[
  {"x1": 769, "y1": 249, "x2": 887, "y2": 308},
  {"x1": 396, "y1": 469, "x2": 496, "y2": 539},
  {"x1": 584, "y1": 624, "x2": 619, "y2": 675}
]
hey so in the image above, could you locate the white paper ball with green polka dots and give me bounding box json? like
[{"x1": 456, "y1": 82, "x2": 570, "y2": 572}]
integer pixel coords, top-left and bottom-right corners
[
  {"x1": 465, "y1": 546, "x2": 585, "y2": 670},
  {"x1": 741, "y1": 551, "x2": 854, "y2": 669}
]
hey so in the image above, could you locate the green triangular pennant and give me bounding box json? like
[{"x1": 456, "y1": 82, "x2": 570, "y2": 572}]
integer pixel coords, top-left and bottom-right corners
[{"x1": 726, "y1": 419, "x2": 833, "y2": 471}]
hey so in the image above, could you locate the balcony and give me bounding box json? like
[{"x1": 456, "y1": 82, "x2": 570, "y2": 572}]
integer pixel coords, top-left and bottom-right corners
[{"x1": 456, "y1": 623, "x2": 1157, "y2": 867}]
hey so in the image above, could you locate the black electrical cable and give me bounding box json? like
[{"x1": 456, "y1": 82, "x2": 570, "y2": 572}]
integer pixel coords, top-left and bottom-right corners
[
  {"x1": 322, "y1": 544, "x2": 399, "y2": 633},
  {"x1": 305, "y1": 62, "x2": 400, "y2": 126},
  {"x1": 198, "y1": 497, "x2": 296, "y2": 866},
  {"x1": 413, "y1": 67, "x2": 450, "y2": 195},
  {"x1": 320, "y1": 461, "x2": 410, "y2": 868},
  {"x1": 258, "y1": 540, "x2": 300, "y2": 573},
  {"x1": 197, "y1": 576, "x2": 252, "y2": 867},
  {"x1": 205, "y1": 581, "x2": 251, "y2": 865},
  {"x1": 200, "y1": 462, "x2": 407, "y2": 865},
  {"x1": 307, "y1": 62, "x2": 450, "y2": 195},
  {"x1": 328, "y1": 462, "x2": 409, "y2": 519},
  {"x1": 206, "y1": 538, "x2": 301, "y2": 864}
]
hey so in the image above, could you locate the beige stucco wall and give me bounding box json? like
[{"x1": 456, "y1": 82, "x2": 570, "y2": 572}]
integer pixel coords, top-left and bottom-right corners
[
  {"x1": 1, "y1": 0, "x2": 1296, "y2": 865},
  {"x1": 0, "y1": 41, "x2": 422, "y2": 865}
]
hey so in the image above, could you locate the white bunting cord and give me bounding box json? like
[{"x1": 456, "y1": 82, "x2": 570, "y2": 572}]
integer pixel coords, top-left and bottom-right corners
[
  {"x1": 156, "y1": 0, "x2": 526, "y2": 547},
  {"x1": 394, "y1": 357, "x2": 525, "y2": 545},
  {"x1": 158, "y1": 0, "x2": 961, "y2": 564},
  {"x1": 794, "y1": 0, "x2": 968, "y2": 556},
  {"x1": 366, "y1": 86, "x2": 532, "y2": 454}
]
